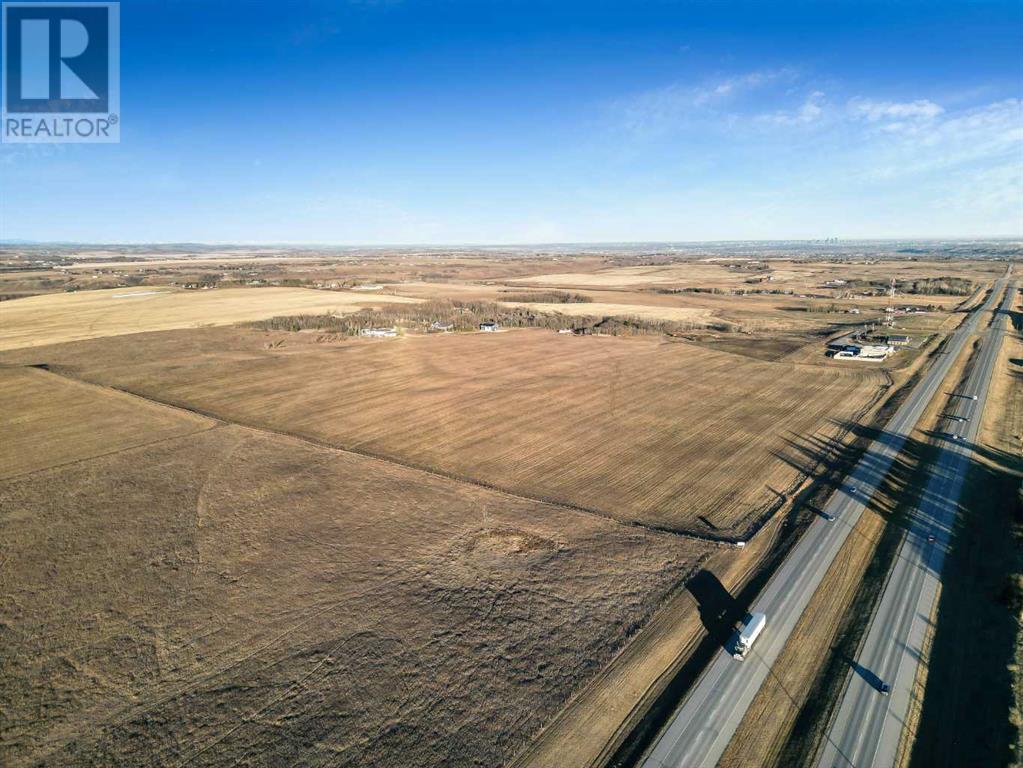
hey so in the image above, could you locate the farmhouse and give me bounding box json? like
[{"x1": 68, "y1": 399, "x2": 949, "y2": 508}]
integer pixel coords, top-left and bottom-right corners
[
  {"x1": 431, "y1": 321, "x2": 454, "y2": 332},
  {"x1": 885, "y1": 334, "x2": 911, "y2": 346},
  {"x1": 360, "y1": 327, "x2": 398, "y2": 338},
  {"x1": 480, "y1": 321, "x2": 499, "y2": 332}
]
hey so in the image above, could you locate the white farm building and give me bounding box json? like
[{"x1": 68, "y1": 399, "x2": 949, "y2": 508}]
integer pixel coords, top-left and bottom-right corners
[{"x1": 833, "y1": 344, "x2": 894, "y2": 361}]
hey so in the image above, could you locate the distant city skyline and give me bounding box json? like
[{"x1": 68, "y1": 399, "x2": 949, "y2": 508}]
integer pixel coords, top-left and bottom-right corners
[{"x1": 2, "y1": 0, "x2": 1021, "y2": 243}]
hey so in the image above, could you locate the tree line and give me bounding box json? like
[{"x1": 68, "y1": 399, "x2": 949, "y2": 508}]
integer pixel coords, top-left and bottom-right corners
[{"x1": 251, "y1": 298, "x2": 728, "y2": 337}]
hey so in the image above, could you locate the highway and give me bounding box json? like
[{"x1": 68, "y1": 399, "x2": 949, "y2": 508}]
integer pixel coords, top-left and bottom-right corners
[
  {"x1": 816, "y1": 276, "x2": 1017, "y2": 768},
  {"x1": 639, "y1": 277, "x2": 1011, "y2": 768}
]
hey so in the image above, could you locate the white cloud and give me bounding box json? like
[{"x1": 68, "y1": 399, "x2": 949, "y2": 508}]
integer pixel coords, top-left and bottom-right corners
[
  {"x1": 758, "y1": 90, "x2": 827, "y2": 126},
  {"x1": 704, "y1": 70, "x2": 788, "y2": 101},
  {"x1": 605, "y1": 68, "x2": 1021, "y2": 235},
  {"x1": 847, "y1": 97, "x2": 944, "y2": 122},
  {"x1": 614, "y1": 68, "x2": 796, "y2": 136},
  {"x1": 0, "y1": 142, "x2": 67, "y2": 164},
  {"x1": 938, "y1": 162, "x2": 1022, "y2": 226},
  {"x1": 854, "y1": 98, "x2": 1022, "y2": 176}
]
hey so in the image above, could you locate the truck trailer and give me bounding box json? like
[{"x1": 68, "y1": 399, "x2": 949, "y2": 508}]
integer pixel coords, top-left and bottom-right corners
[{"x1": 732, "y1": 612, "x2": 766, "y2": 661}]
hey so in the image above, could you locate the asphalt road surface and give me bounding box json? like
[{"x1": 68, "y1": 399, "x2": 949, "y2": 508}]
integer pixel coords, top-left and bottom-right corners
[
  {"x1": 816, "y1": 277, "x2": 1017, "y2": 768},
  {"x1": 639, "y1": 278, "x2": 1011, "y2": 768}
]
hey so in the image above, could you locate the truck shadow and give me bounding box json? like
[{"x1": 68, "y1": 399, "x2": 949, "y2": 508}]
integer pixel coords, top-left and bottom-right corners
[
  {"x1": 607, "y1": 567, "x2": 753, "y2": 768},
  {"x1": 842, "y1": 654, "x2": 885, "y2": 691},
  {"x1": 688, "y1": 569, "x2": 744, "y2": 649}
]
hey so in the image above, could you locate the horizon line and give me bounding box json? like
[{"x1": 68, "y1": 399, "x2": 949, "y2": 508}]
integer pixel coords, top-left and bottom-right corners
[{"x1": 4, "y1": 236, "x2": 1022, "y2": 249}]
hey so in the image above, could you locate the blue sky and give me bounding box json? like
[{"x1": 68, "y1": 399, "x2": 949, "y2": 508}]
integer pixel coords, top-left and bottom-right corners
[{"x1": 2, "y1": 0, "x2": 1021, "y2": 243}]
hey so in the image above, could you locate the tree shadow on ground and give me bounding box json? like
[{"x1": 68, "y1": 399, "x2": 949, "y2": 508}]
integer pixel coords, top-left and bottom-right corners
[
  {"x1": 908, "y1": 457, "x2": 1021, "y2": 768},
  {"x1": 774, "y1": 417, "x2": 1021, "y2": 768},
  {"x1": 612, "y1": 369, "x2": 1021, "y2": 768}
]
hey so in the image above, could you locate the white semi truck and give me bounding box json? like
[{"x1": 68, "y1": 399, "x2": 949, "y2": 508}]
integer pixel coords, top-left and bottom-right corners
[{"x1": 732, "y1": 612, "x2": 766, "y2": 661}]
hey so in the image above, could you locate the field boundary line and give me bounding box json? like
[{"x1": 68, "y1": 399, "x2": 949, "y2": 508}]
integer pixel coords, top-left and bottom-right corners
[
  {"x1": 0, "y1": 425, "x2": 224, "y2": 483},
  {"x1": 23, "y1": 364, "x2": 732, "y2": 545}
]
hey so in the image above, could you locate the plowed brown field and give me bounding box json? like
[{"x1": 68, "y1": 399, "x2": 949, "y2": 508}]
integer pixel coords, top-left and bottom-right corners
[{"x1": 2, "y1": 327, "x2": 887, "y2": 537}]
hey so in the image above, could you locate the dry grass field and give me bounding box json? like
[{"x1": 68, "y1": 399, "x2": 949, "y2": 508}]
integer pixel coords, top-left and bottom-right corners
[
  {"x1": 494, "y1": 258, "x2": 1000, "y2": 356},
  {"x1": 500, "y1": 301, "x2": 716, "y2": 326},
  {"x1": 385, "y1": 280, "x2": 509, "y2": 301},
  {"x1": 0, "y1": 367, "x2": 711, "y2": 768},
  {"x1": 0, "y1": 367, "x2": 215, "y2": 478},
  {"x1": 1, "y1": 247, "x2": 1005, "y2": 768},
  {"x1": 63, "y1": 248, "x2": 287, "y2": 261},
  {"x1": 1, "y1": 327, "x2": 886, "y2": 538},
  {"x1": 512, "y1": 502, "x2": 795, "y2": 768},
  {"x1": 61, "y1": 255, "x2": 313, "y2": 269},
  {"x1": 0, "y1": 286, "x2": 418, "y2": 350},
  {"x1": 509, "y1": 263, "x2": 736, "y2": 288},
  {"x1": 388, "y1": 284, "x2": 867, "y2": 344},
  {"x1": 508, "y1": 259, "x2": 1002, "y2": 299}
]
